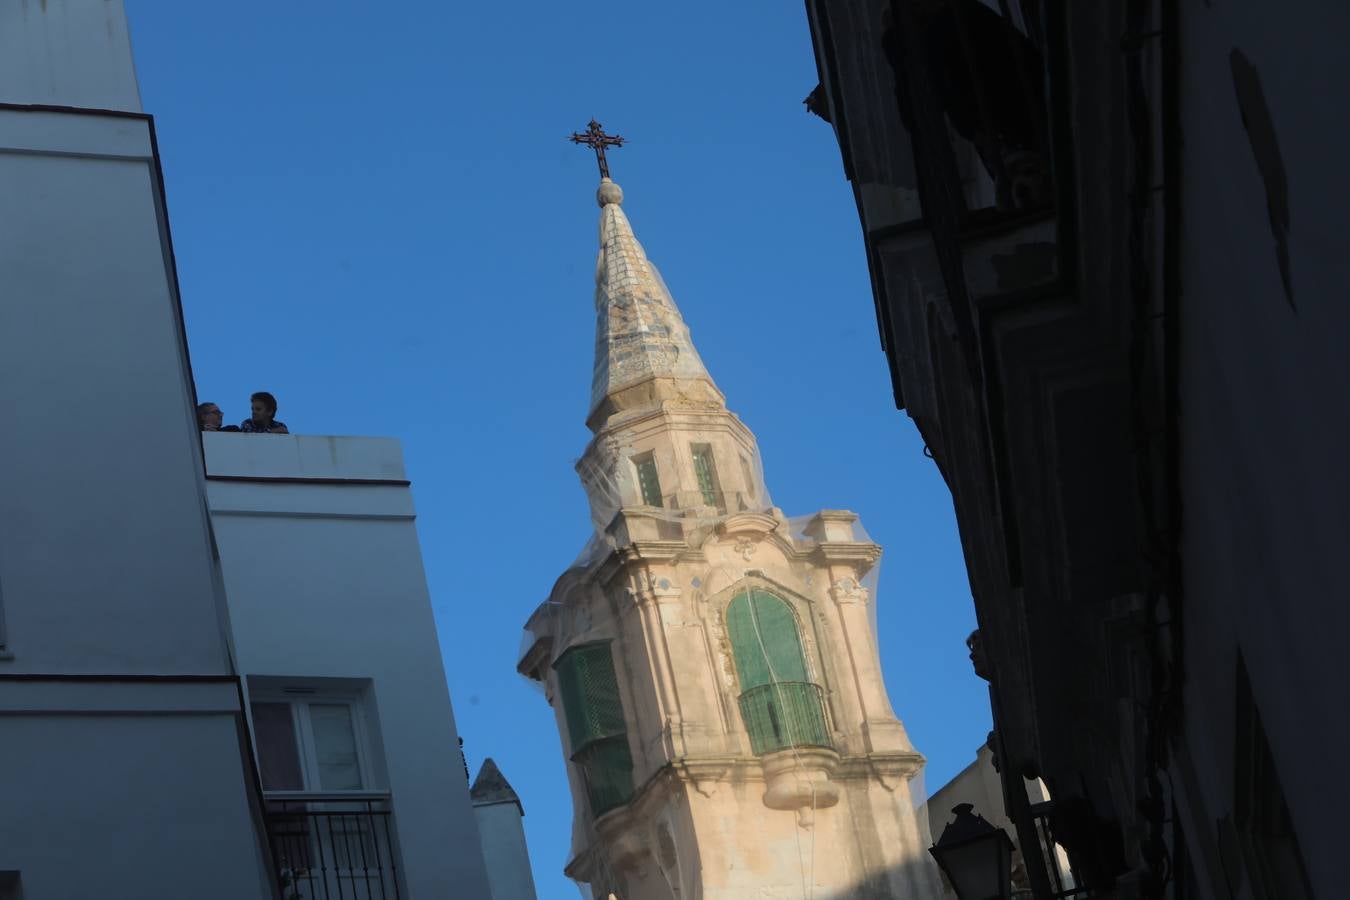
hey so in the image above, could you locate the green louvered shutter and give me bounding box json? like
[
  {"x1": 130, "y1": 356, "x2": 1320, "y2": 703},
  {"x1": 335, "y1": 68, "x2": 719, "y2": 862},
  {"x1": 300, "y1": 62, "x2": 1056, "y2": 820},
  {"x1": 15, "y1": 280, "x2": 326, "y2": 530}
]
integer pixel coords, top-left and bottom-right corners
[
  {"x1": 635, "y1": 455, "x2": 663, "y2": 508},
  {"x1": 573, "y1": 735, "x2": 634, "y2": 816},
  {"x1": 692, "y1": 445, "x2": 718, "y2": 507},
  {"x1": 727, "y1": 590, "x2": 831, "y2": 754},
  {"x1": 553, "y1": 643, "x2": 635, "y2": 816}
]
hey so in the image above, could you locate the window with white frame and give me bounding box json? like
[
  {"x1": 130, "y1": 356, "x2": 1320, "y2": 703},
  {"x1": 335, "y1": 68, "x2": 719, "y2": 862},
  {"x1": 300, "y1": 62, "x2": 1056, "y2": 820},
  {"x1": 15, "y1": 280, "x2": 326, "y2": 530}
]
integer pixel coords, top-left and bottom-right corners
[
  {"x1": 250, "y1": 686, "x2": 401, "y2": 895},
  {"x1": 250, "y1": 694, "x2": 372, "y2": 793}
]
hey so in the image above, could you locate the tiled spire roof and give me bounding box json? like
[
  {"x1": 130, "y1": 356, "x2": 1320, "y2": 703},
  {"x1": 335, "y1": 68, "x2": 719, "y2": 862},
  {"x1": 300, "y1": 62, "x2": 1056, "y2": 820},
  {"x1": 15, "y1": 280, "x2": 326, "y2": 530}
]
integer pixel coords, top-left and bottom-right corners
[{"x1": 588, "y1": 178, "x2": 718, "y2": 420}]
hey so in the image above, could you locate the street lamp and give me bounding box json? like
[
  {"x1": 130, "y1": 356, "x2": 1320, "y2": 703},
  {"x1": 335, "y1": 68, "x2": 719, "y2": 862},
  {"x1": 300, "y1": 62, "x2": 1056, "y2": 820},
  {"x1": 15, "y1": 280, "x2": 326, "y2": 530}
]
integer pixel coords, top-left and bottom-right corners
[{"x1": 930, "y1": 803, "x2": 1015, "y2": 900}]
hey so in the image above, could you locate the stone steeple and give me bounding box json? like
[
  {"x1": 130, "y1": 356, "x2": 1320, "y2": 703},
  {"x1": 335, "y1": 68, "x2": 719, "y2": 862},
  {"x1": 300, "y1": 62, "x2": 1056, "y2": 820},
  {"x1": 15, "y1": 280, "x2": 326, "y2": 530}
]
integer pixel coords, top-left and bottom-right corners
[
  {"x1": 587, "y1": 178, "x2": 725, "y2": 433},
  {"x1": 520, "y1": 173, "x2": 941, "y2": 900},
  {"x1": 575, "y1": 177, "x2": 766, "y2": 531}
]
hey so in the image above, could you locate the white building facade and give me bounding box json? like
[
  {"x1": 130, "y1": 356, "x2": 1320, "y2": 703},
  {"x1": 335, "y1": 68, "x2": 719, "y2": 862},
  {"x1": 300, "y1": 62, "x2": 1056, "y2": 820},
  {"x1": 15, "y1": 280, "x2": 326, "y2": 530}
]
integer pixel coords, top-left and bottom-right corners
[
  {"x1": 1, "y1": 3, "x2": 500, "y2": 897},
  {"x1": 205, "y1": 433, "x2": 494, "y2": 900},
  {"x1": 805, "y1": 1, "x2": 1350, "y2": 896},
  {"x1": 0, "y1": 2, "x2": 275, "y2": 897}
]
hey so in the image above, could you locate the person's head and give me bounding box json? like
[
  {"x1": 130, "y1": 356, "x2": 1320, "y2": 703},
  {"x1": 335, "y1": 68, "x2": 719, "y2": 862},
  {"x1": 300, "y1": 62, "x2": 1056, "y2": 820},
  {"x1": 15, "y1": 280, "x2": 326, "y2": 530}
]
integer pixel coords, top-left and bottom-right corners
[
  {"x1": 250, "y1": 391, "x2": 278, "y2": 424},
  {"x1": 197, "y1": 402, "x2": 224, "y2": 431}
]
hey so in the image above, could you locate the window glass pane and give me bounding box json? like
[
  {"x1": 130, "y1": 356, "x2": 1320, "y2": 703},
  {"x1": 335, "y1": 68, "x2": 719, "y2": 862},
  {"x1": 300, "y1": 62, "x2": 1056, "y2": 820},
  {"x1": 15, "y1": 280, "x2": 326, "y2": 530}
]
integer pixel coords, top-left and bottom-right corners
[
  {"x1": 251, "y1": 702, "x2": 304, "y2": 791},
  {"x1": 310, "y1": 703, "x2": 363, "y2": 791}
]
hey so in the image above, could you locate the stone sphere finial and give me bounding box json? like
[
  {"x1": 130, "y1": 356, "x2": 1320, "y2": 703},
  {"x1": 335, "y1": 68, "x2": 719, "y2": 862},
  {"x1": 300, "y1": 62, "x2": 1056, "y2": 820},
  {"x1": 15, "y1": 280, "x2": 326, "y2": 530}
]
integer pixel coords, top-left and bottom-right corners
[{"x1": 597, "y1": 178, "x2": 624, "y2": 207}]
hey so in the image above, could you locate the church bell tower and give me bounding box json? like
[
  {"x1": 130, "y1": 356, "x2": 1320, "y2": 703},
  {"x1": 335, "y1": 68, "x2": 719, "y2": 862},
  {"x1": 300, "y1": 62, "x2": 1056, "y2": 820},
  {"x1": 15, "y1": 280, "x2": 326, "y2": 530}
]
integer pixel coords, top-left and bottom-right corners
[{"x1": 518, "y1": 124, "x2": 943, "y2": 900}]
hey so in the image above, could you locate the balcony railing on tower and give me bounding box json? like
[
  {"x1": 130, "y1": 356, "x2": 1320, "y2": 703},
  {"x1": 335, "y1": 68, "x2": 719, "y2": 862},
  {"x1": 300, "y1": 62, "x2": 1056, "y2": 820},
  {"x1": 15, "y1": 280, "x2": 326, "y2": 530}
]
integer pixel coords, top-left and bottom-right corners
[
  {"x1": 738, "y1": 681, "x2": 832, "y2": 755},
  {"x1": 265, "y1": 794, "x2": 403, "y2": 900}
]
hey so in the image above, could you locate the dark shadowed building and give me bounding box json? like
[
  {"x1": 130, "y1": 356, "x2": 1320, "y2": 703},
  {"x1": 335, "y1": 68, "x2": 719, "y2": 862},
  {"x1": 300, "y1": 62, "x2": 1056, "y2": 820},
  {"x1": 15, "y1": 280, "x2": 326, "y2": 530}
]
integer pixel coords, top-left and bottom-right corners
[{"x1": 803, "y1": 1, "x2": 1349, "y2": 898}]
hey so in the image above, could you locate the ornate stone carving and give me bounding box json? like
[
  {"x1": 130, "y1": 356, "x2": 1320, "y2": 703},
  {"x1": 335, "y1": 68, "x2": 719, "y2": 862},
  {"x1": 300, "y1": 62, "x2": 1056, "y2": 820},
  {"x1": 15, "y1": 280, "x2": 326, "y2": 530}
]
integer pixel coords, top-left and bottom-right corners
[
  {"x1": 733, "y1": 537, "x2": 757, "y2": 561},
  {"x1": 873, "y1": 769, "x2": 901, "y2": 793},
  {"x1": 689, "y1": 772, "x2": 723, "y2": 799},
  {"x1": 830, "y1": 576, "x2": 868, "y2": 604},
  {"x1": 675, "y1": 760, "x2": 731, "y2": 799}
]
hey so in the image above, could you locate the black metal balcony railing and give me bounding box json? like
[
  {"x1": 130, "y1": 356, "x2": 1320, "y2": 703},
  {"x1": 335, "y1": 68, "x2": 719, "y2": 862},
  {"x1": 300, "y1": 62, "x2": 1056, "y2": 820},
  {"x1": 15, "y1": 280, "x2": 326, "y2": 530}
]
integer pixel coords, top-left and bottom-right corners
[
  {"x1": 737, "y1": 681, "x2": 832, "y2": 756},
  {"x1": 265, "y1": 795, "x2": 402, "y2": 900},
  {"x1": 1028, "y1": 800, "x2": 1089, "y2": 898}
]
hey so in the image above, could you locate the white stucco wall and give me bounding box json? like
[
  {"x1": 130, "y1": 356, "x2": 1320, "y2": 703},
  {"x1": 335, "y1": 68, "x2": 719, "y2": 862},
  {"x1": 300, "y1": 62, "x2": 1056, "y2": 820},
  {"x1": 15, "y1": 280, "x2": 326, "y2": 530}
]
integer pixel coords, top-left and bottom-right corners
[
  {"x1": 205, "y1": 433, "x2": 492, "y2": 900},
  {"x1": 474, "y1": 801, "x2": 538, "y2": 900},
  {"x1": 0, "y1": 0, "x2": 142, "y2": 110},
  {"x1": 0, "y1": 99, "x2": 272, "y2": 897},
  {"x1": 0, "y1": 681, "x2": 275, "y2": 900},
  {"x1": 0, "y1": 109, "x2": 232, "y2": 675},
  {"x1": 1174, "y1": 5, "x2": 1350, "y2": 898}
]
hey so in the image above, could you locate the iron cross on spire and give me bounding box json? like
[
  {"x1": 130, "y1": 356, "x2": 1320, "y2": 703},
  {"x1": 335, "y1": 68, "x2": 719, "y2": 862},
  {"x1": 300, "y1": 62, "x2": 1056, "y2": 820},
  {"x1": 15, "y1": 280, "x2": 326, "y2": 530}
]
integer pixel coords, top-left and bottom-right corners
[{"x1": 569, "y1": 119, "x2": 625, "y2": 179}]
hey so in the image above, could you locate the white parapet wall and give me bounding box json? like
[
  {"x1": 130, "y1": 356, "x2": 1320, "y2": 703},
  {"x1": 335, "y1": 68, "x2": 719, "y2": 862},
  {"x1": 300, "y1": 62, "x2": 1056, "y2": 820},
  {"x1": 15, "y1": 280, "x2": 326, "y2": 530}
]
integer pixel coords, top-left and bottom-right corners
[{"x1": 205, "y1": 431, "x2": 493, "y2": 900}]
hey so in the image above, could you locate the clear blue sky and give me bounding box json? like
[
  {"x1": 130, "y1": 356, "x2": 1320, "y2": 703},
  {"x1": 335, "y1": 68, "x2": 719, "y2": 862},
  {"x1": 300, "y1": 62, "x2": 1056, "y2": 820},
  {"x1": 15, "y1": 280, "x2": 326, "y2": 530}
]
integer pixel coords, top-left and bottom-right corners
[{"x1": 126, "y1": 2, "x2": 989, "y2": 896}]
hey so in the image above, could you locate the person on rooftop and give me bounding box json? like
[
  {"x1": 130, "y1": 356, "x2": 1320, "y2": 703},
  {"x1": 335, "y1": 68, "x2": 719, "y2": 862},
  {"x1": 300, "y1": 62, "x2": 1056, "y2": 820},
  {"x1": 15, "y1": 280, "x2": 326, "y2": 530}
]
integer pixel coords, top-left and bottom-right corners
[
  {"x1": 197, "y1": 402, "x2": 240, "y2": 432},
  {"x1": 240, "y1": 391, "x2": 289, "y2": 434}
]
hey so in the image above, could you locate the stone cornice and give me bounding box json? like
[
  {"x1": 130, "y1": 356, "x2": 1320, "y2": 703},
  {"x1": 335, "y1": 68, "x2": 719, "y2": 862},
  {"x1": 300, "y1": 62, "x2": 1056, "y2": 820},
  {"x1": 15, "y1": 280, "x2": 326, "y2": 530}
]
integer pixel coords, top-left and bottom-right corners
[
  {"x1": 616, "y1": 540, "x2": 689, "y2": 563},
  {"x1": 515, "y1": 634, "x2": 553, "y2": 681},
  {"x1": 580, "y1": 379, "x2": 758, "y2": 445},
  {"x1": 581, "y1": 507, "x2": 883, "y2": 575},
  {"x1": 835, "y1": 751, "x2": 927, "y2": 792},
  {"x1": 565, "y1": 748, "x2": 930, "y2": 873},
  {"x1": 834, "y1": 750, "x2": 927, "y2": 776},
  {"x1": 812, "y1": 541, "x2": 883, "y2": 567},
  {"x1": 595, "y1": 540, "x2": 706, "y2": 589},
  {"x1": 717, "y1": 512, "x2": 780, "y2": 537}
]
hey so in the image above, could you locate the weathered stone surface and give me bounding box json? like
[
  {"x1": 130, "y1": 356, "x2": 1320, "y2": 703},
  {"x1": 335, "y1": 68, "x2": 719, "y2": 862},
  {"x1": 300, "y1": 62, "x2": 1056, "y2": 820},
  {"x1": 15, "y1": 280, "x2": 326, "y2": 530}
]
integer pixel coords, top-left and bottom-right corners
[{"x1": 521, "y1": 179, "x2": 943, "y2": 900}]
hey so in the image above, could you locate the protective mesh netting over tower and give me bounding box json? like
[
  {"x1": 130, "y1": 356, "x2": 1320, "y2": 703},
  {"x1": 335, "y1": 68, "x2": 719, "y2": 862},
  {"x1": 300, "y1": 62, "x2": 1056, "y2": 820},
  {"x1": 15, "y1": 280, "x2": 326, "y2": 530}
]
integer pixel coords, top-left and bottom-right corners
[{"x1": 517, "y1": 175, "x2": 939, "y2": 900}]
